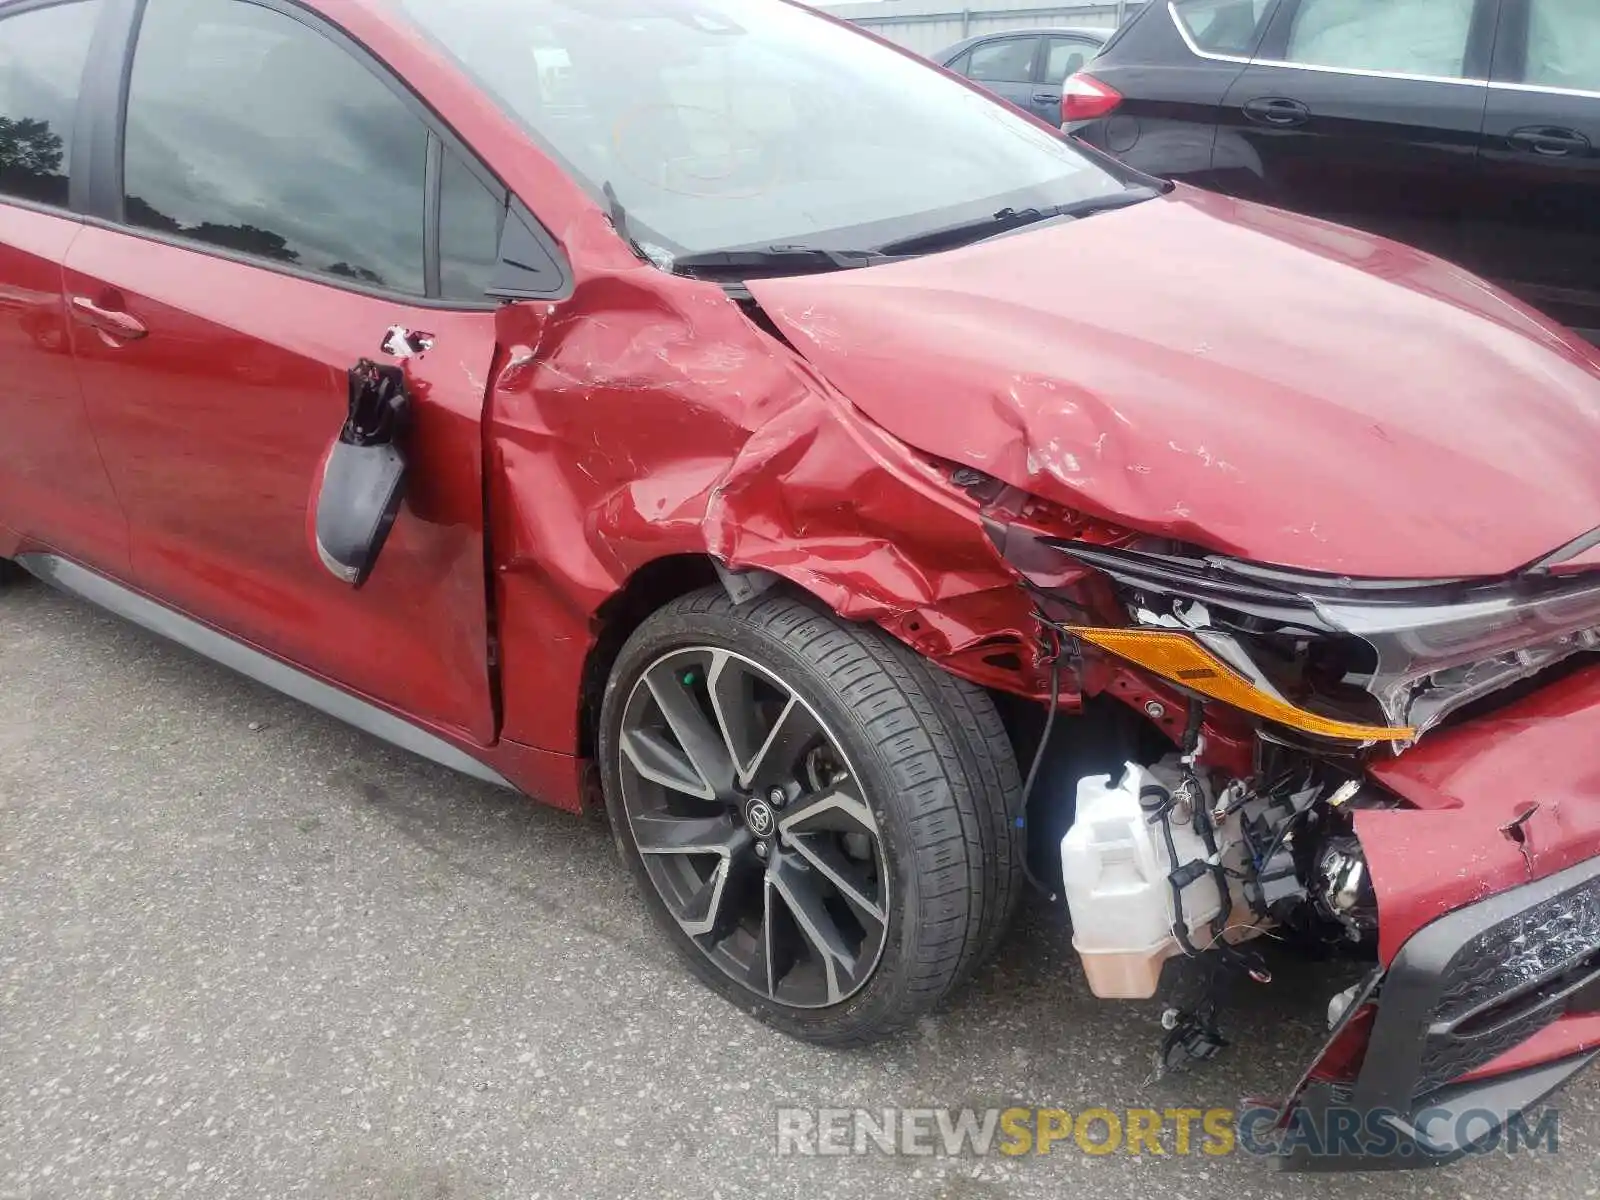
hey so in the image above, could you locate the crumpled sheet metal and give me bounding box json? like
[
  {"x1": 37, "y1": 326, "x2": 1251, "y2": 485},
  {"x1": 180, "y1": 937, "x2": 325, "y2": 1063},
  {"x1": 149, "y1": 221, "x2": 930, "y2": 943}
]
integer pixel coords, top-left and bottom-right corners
[
  {"x1": 745, "y1": 190, "x2": 1600, "y2": 581},
  {"x1": 1363, "y1": 668, "x2": 1600, "y2": 966},
  {"x1": 486, "y1": 266, "x2": 1038, "y2": 765},
  {"x1": 1363, "y1": 662, "x2": 1600, "y2": 964}
]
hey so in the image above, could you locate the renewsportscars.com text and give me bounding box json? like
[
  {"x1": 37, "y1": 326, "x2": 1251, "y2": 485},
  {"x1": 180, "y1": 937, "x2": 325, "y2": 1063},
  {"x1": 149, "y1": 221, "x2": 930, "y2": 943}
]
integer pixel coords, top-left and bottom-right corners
[{"x1": 774, "y1": 1105, "x2": 1561, "y2": 1160}]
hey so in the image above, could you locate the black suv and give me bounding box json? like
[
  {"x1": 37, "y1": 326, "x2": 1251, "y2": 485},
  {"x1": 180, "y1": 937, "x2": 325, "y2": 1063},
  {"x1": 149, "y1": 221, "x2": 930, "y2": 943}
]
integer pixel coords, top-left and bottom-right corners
[{"x1": 1067, "y1": 0, "x2": 1600, "y2": 339}]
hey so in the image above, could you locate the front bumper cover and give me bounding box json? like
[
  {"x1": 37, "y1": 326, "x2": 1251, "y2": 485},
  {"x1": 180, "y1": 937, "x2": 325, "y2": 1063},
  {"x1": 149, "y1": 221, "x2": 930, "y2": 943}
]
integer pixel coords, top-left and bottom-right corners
[
  {"x1": 1276, "y1": 851, "x2": 1600, "y2": 1169},
  {"x1": 1277, "y1": 1050, "x2": 1595, "y2": 1171}
]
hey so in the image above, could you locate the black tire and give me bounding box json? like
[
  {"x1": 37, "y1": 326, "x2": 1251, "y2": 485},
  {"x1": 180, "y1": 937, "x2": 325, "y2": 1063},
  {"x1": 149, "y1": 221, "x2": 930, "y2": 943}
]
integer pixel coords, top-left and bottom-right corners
[
  {"x1": 0, "y1": 559, "x2": 24, "y2": 586},
  {"x1": 598, "y1": 585, "x2": 1022, "y2": 1046}
]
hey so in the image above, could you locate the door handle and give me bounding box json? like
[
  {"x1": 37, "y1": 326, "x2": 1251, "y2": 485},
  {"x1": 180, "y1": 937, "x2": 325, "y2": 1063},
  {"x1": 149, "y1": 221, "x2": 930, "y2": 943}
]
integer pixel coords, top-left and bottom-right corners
[
  {"x1": 1243, "y1": 97, "x2": 1310, "y2": 128},
  {"x1": 70, "y1": 295, "x2": 148, "y2": 343},
  {"x1": 1033, "y1": 90, "x2": 1061, "y2": 103},
  {"x1": 1507, "y1": 126, "x2": 1591, "y2": 157}
]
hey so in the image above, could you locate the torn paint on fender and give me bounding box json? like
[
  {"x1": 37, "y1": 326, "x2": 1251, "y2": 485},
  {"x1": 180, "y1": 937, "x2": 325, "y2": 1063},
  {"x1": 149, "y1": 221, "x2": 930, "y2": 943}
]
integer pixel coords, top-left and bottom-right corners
[
  {"x1": 484, "y1": 259, "x2": 1040, "y2": 779},
  {"x1": 480, "y1": 193, "x2": 1600, "y2": 816}
]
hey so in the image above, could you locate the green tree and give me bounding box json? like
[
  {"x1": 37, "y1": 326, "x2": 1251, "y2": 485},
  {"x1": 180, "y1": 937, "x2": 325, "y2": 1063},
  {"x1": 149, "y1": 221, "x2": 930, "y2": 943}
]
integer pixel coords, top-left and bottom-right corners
[{"x1": 0, "y1": 116, "x2": 63, "y2": 176}]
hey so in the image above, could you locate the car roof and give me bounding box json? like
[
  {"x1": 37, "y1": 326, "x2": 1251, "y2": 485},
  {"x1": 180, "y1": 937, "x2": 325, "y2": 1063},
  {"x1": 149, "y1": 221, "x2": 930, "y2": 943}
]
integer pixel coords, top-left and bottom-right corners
[{"x1": 936, "y1": 27, "x2": 1109, "y2": 63}]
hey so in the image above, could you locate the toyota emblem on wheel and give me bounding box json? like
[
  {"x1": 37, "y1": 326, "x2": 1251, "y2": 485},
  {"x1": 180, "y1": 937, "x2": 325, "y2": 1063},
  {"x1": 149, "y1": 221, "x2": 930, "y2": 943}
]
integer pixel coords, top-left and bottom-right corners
[{"x1": 744, "y1": 797, "x2": 777, "y2": 839}]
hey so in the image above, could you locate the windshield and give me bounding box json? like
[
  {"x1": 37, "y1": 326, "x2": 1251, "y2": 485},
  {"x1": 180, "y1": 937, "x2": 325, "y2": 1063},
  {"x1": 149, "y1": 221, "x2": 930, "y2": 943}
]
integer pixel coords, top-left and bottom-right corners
[{"x1": 398, "y1": 0, "x2": 1131, "y2": 262}]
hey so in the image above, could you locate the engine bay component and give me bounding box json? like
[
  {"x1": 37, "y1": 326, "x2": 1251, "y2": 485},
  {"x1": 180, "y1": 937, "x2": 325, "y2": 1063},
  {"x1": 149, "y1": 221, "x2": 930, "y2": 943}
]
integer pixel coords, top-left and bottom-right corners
[
  {"x1": 1058, "y1": 745, "x2": 1387, "y2": 1000},
  {"x1": 1061, "y1": 757, "x2": 1250, "y2": 997},
  {"x1": 1326, "y1": 981, "x2": 1363, "y2": 1028},
  {"x1": 1237, "y1": 778, "x2": 1320, "y2": 917},
  {"x1": 1314, "y1": 834, "x2": 1378, "y2": 942},
  {"x1": 1156, "y1": 1003, "x2": 1229, "y2": 1079}
]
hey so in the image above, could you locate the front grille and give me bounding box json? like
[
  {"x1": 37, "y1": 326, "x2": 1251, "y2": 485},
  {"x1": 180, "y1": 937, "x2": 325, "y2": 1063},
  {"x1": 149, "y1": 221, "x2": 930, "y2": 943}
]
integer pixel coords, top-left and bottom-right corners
[
  {"x1": 1569, "y1": 973, "x2": 1600, "y2": 1014},
  {"x1": 1415, "y1": 875, "x2": 1600, "y2": 1095},
  {"x1": 1350, "y1": 853, "x2": 1600, "y2": 1116},
  {"x1": 1434, "y1": 878, "x2": 1600, "y2": 1020},
  {"x1": 1415, "y1": 1018, "x2": 1550, "y2": 1095}
]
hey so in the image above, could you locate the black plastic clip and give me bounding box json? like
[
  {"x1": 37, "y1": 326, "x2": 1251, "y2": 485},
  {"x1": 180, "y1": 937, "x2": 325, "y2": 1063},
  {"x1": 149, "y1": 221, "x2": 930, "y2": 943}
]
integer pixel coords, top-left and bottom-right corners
[
  {"x1": 342, "y1": 359, "x2": 411, "y2": 449},
  {"x1": 1154, "y1": 1005, "x2": 1229, "y2": 1080}
]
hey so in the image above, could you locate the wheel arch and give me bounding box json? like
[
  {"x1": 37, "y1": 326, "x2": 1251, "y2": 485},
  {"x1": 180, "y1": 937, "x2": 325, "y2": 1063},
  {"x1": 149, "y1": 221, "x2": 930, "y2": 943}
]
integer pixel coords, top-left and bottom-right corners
[
  {"x1": 578, "y1": 555, "x2": 797, "y2": 760},
  {"x1": 574, "y1": 553, "x2": 1051, "y2": 772}
]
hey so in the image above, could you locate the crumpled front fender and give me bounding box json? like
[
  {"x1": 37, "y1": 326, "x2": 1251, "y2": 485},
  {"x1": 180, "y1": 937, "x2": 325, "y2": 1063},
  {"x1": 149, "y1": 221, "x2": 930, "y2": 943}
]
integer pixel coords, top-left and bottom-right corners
[{"x1": 483, "y1": 252, "x2": 1043, "y2": 804}]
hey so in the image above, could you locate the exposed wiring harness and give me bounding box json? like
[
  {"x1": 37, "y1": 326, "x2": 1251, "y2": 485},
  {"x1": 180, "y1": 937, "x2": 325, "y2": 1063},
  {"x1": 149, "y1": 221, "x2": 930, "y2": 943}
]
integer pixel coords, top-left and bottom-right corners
[
  {"x1": 1017, "y1": 601, "x2": 1277, "y2": 995},
  {"x1": 1018, "y1": 620, "x2": 1065, "y2": 901}
]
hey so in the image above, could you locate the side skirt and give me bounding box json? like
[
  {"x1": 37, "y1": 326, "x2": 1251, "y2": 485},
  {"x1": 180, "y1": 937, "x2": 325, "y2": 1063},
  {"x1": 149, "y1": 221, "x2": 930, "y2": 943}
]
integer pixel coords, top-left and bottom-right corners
[{"x1": 16, "y1": 553, "x2": 516, "y2": 791}]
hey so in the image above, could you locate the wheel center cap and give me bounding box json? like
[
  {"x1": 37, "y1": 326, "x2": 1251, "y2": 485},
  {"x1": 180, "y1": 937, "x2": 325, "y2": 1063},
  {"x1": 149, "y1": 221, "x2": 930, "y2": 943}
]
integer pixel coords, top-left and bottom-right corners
[{"x1": 744, "y1": 797, "x2": 777, "y2": 839}]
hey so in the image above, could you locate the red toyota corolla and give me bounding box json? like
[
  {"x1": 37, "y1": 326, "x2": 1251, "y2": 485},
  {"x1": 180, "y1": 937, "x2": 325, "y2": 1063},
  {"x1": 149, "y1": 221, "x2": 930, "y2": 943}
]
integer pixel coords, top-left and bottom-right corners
[{"x1": 5, "y1": 0, "x2": 1600, "y2": 1168}]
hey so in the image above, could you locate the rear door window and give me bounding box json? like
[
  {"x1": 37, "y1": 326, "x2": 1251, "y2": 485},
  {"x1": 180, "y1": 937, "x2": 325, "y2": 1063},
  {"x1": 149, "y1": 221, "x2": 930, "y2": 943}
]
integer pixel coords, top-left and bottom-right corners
[
  {"x1": 1524, "y1": 0, "x2": 1600, "y2": 91},
  {"x1": 966, "y1": 37, "x2": 1041, "y2": 83},
  {"x1": 1173, "y1": 0, "x2": 1275, "y2": 56},
  {"x1": 0, "y1": 0, "x2": 101, "y2": 208},
  {"x1": 1283, "y1": 0, "x2": 1477, "y2": 78},
  {"x1": 1043, "y1": 37, "x2": 1097, "y2": 83}
]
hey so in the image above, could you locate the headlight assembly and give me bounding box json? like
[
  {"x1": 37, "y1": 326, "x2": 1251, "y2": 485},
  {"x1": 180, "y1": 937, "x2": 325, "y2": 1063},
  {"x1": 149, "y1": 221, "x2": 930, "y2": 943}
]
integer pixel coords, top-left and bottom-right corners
[
  {"x1": 1065, "y1": 624, "x2": 1413, "y2": 742},
  {"x1": 1021, "y1": 538, "x2": 1600, "y2": 745}
]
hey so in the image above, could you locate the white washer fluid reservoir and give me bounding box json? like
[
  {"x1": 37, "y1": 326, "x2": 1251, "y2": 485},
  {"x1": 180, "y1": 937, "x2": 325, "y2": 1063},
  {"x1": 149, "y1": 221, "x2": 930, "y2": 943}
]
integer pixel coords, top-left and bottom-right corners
[{"x1": 1060, "y1": 761, "x2": 1229, "y2": 999}]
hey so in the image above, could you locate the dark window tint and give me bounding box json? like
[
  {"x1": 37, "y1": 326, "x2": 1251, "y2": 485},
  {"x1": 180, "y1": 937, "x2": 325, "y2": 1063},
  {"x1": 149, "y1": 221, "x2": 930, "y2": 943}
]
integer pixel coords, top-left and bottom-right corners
[
  {"x1": 966, "y1": 38, "x2": 1039, "y2": 84},
  {"x1": 439, "y1": 147, "x2": 506, "y2": 302},
  {"x1": 123, "y1": 0, "x2": 426, "y2": 292},
  {"x1": 0, "y1": 0, "x2": 100, "y2": 208},
  {"x1": 1525, "y1": 0, "x2": 1600, "y2": 91},
  {"x1": 1284, "y1": 0, "x2": 1474, "y2": 78},
  {"x1": 1173, "y1": 0, "x2": 1273, "y2": 56},
  {"x1": 1044, "y1": 37, "x2": 1096, "y2": 84},
  {"x1": 945, "y1": 48, "x2": 972, "y2": 76}
]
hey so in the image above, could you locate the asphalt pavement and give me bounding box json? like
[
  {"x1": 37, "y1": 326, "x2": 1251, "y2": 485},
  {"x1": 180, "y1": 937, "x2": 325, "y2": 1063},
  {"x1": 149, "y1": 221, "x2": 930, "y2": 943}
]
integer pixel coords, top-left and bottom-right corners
[{"x1": 4, "y1": 577, "x2": 1599, "y2": 1199}]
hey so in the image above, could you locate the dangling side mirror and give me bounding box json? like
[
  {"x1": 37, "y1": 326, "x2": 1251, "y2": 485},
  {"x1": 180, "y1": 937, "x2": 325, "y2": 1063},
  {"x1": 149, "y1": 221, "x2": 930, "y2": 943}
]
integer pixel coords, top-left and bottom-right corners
[{"x1": 311, "y1": 357, "x2": 412, "y2": 588}]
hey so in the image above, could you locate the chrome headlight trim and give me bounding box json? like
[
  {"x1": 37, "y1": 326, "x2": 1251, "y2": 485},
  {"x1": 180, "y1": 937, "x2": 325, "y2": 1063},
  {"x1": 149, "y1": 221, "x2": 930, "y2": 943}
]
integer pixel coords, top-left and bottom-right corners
[{"x1": 1042, "y1": 539, "x2": 1600, "y2": 740}]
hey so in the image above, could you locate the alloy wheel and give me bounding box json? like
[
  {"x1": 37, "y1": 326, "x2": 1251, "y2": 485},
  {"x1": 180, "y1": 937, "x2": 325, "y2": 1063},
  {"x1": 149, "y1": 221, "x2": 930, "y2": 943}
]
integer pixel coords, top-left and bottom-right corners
[{"x1": 616, "y1": 647, "x2": 889, "y2": 1008}]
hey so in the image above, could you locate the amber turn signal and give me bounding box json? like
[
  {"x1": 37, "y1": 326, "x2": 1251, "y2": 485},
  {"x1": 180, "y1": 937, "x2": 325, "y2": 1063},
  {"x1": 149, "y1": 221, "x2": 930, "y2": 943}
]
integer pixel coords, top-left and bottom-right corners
[{"x1": 1066, "y1": 626, "x2": 1415, "y2": 743}]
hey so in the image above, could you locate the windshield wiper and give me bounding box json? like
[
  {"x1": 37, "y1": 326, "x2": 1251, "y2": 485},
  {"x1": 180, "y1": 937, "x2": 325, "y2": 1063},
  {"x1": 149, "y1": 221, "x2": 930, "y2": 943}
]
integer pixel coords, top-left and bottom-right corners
[
  {"x1": 873, "y1": 185, "x2": 1163, "y2": 258},
  {"x1": 604, "y1": 181, "x2": 657, "y2": 265},
  {"x1": 666, "y1": 245, "x2": 891, "y2": 280}
]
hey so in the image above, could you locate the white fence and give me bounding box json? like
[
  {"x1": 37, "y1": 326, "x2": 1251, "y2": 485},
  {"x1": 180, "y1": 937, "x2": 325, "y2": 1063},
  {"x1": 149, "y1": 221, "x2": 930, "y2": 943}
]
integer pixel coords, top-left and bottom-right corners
[{"x1": 814, "y1": 0, "x2": 1147, "y2": 56}]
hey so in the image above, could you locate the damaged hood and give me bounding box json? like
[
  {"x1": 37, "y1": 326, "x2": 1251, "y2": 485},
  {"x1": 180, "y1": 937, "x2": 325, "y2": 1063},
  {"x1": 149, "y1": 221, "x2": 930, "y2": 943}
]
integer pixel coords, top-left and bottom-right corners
[{"x1": 748, "y1": 187, "x2": 1600, "y2": 579}]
